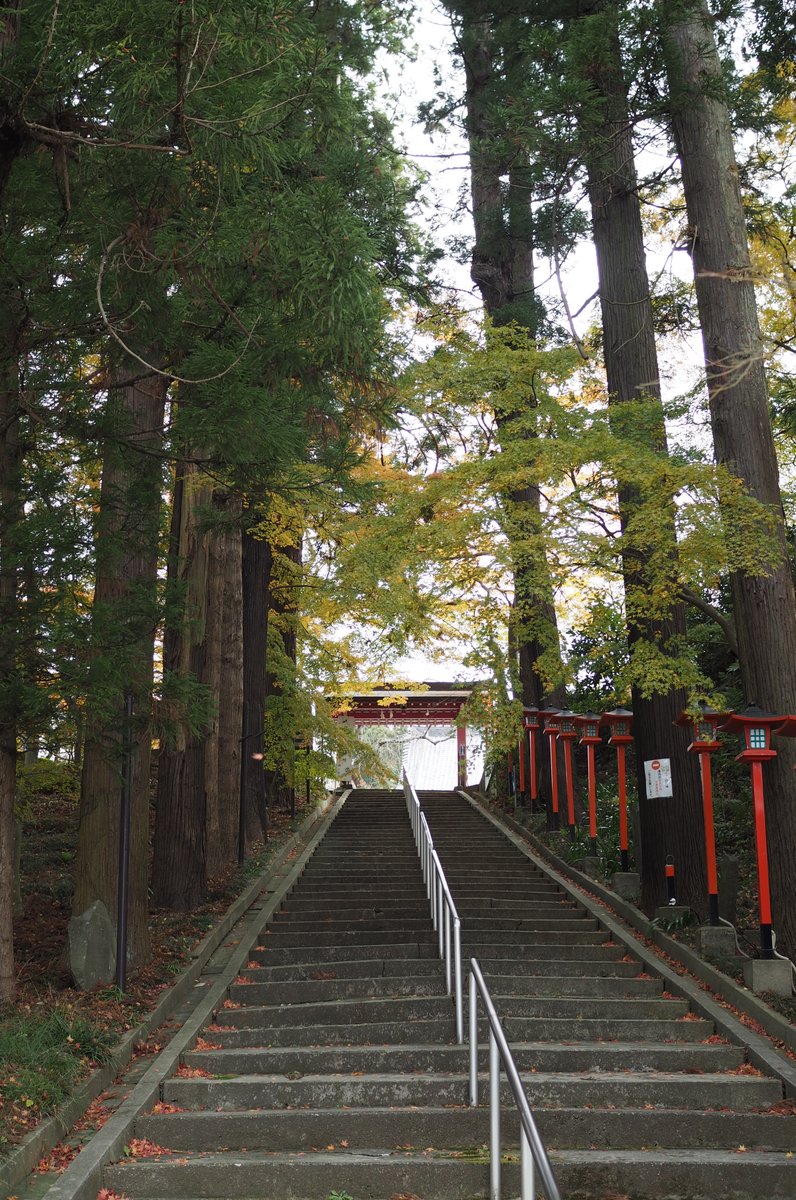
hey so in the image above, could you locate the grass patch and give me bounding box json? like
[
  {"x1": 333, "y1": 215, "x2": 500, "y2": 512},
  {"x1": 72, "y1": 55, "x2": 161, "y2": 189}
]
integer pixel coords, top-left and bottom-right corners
[{"x1": 0, "y1": 1009, "x2": 116, "y2": 1154}]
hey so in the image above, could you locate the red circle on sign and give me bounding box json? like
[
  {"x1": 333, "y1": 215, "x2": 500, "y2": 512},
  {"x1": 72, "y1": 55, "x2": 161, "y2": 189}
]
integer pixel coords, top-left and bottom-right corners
[{"x1": 651, "y1": 760, "x2": 660, "y2": 770}]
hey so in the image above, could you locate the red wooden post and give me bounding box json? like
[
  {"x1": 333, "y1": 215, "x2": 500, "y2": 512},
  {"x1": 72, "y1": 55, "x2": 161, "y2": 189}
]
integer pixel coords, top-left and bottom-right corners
[
  {"x1": 524, "y1": 707, "x2": 541, "y2": 809},
  {"x1": 602, "y1": 708, "x2": 634, "y2": 872},
  {"x1": 557, "y1": 711, "x2": 579, "y2": 838},
  {"x1": 575, "y1": 715, "x2": 602, "y2": 856},
  {"x1": 719, "y1": 705, "x2": 782, "y2": 958},
  {"x1": 675, "y1": 704, "x2": 728, "y2": 924},
  {"x1": 540, "y1": 710, "x2": 561, "y2": 829},
  {"x1": 456, "y1": 723, "x2": 467, "y2": 788}
]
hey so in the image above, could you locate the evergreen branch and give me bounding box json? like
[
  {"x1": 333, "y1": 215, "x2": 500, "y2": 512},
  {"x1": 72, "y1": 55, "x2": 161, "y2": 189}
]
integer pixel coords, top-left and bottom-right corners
[
  {"x1": 679, "y1": 587, "x2": 738, "y2": 658},
  {"x1": 97, "y1": 236, "x2": 260, "y2": 386}
]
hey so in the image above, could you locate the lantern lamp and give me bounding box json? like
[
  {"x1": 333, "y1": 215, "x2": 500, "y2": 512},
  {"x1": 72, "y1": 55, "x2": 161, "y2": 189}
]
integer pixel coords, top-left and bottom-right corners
[
  {"x1": 575, "y1": 715, "x2": 603, "y2": 854},
  {"x1": 718, "y1": 704, "x2": 783, "y2": 957},
  {"x1": 601, "y1": 707, "x2": 634, "y2": 872},
  {"x1": 602, "y1": 707, "x2": 634, "y2": 744}
]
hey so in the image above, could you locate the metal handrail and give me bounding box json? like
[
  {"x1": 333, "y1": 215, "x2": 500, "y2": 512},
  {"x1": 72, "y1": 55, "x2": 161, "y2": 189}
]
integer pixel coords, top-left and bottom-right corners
[
  {"x1": 402, "y1": 770, "x2": 464, "y2": 1043},
  {"x1": 469, "y1": 957, "x2": 562, "y2": 1200}
]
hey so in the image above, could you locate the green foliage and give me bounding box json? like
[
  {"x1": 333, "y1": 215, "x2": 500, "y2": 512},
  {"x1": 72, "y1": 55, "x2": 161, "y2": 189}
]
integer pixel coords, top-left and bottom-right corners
[
  {"x1": 15, "y1": 760, "x2": 79, "y2": 807},
  {"x1": 0, "y1": 1009, "x2": 116, "y2": 1146}
]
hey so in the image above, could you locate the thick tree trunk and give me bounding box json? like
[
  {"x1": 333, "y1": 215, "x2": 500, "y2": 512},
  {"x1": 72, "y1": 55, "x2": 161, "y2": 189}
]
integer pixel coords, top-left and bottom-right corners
[
  {"x1": 241, "y1": 526, "x2": 272, "y2": 848},
  {"x1": 152, "y1": 464, "x2": 212, "y2": 910},
  {"x1": 661, "y1": 0, "x2": 796, "y2": 951},
  {"x1": 213, "y1": 496, "x2": 244, "y2": 870},
  {"x1": 73, "y1": 360, "x2": 167, "y2": 969},
  {"x1": 263, "y1": 541, "x2": 302, "y2": 812},
  {"x1": 0, "y1": 301, "x2": 21, "y2": 1003},
  {"x1": 461, "y1": 8, "x2": 565, "y2": 695},
  {"x1": 460, "y1": 9, "x2": 567, "y2": 812},
  {"x1": 581, "y1": 7, "x2": 705, "y2": 910}
]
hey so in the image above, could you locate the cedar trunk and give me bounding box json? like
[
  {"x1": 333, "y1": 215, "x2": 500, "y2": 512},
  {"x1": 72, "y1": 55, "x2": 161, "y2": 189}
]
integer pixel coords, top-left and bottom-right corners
[
  {"x1": 460, "y1": 9, "x2": 567, "y2": 811},
  {"x1": 0, "y1": 297, "x2": 21, "y2": 1003},
  {"x1": 72, "y1": 361, "x2": 167, "y2": 970},
  {"x1": 661, "y1": 0, "x2": 796, "y2": 952},
  {"x1": 263, "y1": 542, "x2": 302, "y2": 812},
  {"x1": 581, "y1": 8, "x2": 706, "y2": 910},
  {"x1": 152, "y1": 464, "x2": 213, "y2": 910},
  {"x1": 241, "y1": 526, "x2": 271, "y2": 848},
  {"x1": 461, "y1": 15, "x2": 566, "y2": 678},
  {"x1": 208, "y1": 492, "x2": 243, "y2": 872}
]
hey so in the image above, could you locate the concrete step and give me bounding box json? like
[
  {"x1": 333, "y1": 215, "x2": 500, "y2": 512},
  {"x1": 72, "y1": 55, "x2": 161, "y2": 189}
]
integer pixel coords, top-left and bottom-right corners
[
  {"x1": 206, "y1": 1014, "x2": 709, "y2": 1047},
  {"x1": 219, "y1": 994, "x2": 455, "y2": 1024},
  {"x1": 204, "y1": 1017, "x2": 457, "y2": 1047},
  {"x1": 239, "y1": 958, "x2": 444, "y2": 982},
  {"x1": 248, "y1": 940, "x2": 439, "y2": 965},
  {"x1": 461, "y1": 929, "x2": 606, "y2": 946},
  {"x1": 136, "y1": 1103, "x2": 794, "y2": 1153},
  {"x1": 104, "y1": 1147, "x2": 796, "y2": 1199},
  {"x1": 256, "y1": 928, "x2": 438, "y2": 948},
  {"x1": 225, "y1": 974, "x2": 447, "y2": 1004},
  {"x1": 162, "y1": 1070, "x2": 781, "y2": 1112},
  {"x1": 461, "y1": 915, "x2": 599, "y2": 931},
  {"x1": 267, "y1": 916, "x2": 434, "y2": 933},
  {"x1": 474, "y1": 973, "x2": 662, "y2": 997},
  {"x1": 187, "y1": 1038, "x2": 744, "y2": 1075},
  {"x1": 282, "y1": 896, "x2": 429, "y2": 911}
]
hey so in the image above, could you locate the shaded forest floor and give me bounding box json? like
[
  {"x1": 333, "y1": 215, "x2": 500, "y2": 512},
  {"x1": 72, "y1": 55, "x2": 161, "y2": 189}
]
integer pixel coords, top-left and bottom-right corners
[{"x1": 3, "y1": 764, "x2": 309, "y2": 1156}]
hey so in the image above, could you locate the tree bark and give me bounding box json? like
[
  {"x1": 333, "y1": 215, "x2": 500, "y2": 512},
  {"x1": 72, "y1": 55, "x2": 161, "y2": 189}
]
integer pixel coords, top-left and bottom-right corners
[
  {"x1": 213, "y1": 495, "x2": 244, "y2": 870},
  {"x1": 151, "y1": 463, "x2": 212, "y2": 910},
  {"x1": 459, "y1": 7, "x2": 567, "y2": 813},
  {"x1": 460, "y1": 7, "x2": 566, "y2": 697},
  {"x1": 241, "y1": 525, "x2": 272, "y2": 848},
  {"x1": 579, "y1": 5, "x2": 706, "y2": 910},
  {"x1": 660, "y1": 0, "x2": 796, "y2": 952},
  {"x1": 0, "y1": 291, "x2": 22, "y2": 1003},
  {"x1": 72, "y1": 358, "x2": 167, "y2": 969},
  {"x1": 263, "y1": 541, "x2": 302, "y2": 812}
]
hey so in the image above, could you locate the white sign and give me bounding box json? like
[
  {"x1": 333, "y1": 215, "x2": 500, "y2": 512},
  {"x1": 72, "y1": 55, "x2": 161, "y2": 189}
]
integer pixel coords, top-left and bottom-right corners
[{"x1": 645, "y1": 758, "x2": 673, "y2": 799}]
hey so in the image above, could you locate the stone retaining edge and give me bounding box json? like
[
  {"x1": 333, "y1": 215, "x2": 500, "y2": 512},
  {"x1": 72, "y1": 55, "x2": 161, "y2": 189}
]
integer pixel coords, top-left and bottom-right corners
[
  {"x1": 458, "y1": 790, "x2": 796, "y2": 1098},
  {"x1": 0, "y1": 790, "x2": 346, "y2": 1197}
]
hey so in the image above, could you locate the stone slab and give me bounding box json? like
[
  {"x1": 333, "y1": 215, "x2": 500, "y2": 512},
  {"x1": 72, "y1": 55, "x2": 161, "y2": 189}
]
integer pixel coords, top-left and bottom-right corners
[
  {"x1": 695, "y1": 924, "x2": 738, "y2": 960},
  {"x1": 743, "y1": 957, "x2": 793, "y2": 998},
  {"x1": 611, "y1": 870, "x2": 641, "y2": 900}
]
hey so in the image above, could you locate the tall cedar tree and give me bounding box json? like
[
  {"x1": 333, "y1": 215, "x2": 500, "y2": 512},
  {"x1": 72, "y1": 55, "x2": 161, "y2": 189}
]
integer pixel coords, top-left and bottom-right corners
[
  {"x1": 659, "y1": 0, "x2": 796, "y2": 954},
  {"x1": 571, "y1": 3, "x2": 705, "y2": 910},
  {"x1": 451, "y1": 2, "x2": 568, "y2": 809}
]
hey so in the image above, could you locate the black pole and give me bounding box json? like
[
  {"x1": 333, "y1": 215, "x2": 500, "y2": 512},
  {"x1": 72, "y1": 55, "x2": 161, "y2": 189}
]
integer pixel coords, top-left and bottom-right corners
[
  {"x1": 238, "y1": 699, "x2": 248, "y2": 864},
  {"x1": 116, "y1": 691, "x2": 133, "y2": 993}
]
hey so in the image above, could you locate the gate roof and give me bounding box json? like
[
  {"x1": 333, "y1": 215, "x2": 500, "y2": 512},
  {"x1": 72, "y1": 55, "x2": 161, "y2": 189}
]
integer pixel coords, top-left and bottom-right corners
[{"x1": 330, "y1": 681, "x2": 479, "y2": 724}]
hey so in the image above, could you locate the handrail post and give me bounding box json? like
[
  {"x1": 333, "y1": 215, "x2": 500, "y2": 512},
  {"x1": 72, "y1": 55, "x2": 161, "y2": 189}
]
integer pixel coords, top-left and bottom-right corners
[
  {"x1": 521, "y1": 1126, "x2": 534, "y2": 1200},
  {"x1": 445, "y1": 905, "x2": 452, "y2": 994},
  {"x1": 454, "y1": 918, "x2": 463, "y2": 1044},
  {"x1": 489, "y1": 1028, "x2": 501, "y2": 1200},
  {"x1": 469, "y1": 970, "x2": 478, "y2": 1105}
]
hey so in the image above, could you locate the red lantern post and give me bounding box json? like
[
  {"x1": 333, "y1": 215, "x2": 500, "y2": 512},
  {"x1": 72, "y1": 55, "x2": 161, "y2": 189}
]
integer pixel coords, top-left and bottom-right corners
[
  {"x1": 557, "y1": 711, "x2": 579, "y2": 838},
  {"x1": 523, "y1": 707, "x2": 541, "y2": 809},
  {"x1": 602, "y1": 708, "x2": 634, "y2": 872},
  {"x1": 675, "y1": 704, "x2": 728, "y2": 926},
  {"x1": 575, "y1": 714, "x2": 603, "y2": 856},
  {"x1": 718, "y1": 705, "x2": 782, "y2": 958},
  {"x1": 540, "y1": 709, "x2": 562, "y2": 829}
]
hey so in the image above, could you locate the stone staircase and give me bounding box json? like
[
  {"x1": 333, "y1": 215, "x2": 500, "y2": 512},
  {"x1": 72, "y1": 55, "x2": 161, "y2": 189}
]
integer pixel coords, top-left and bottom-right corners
[{"x1": 104, "y1": 787, "x2": 795, "y2": 1199}]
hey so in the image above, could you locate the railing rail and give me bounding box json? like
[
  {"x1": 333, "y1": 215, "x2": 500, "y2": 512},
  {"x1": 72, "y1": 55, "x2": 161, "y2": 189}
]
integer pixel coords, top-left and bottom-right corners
[
  {"x1": 469, "y1": 957, "x2": 562, "y2": 1200},
  {"x1": 402, "y1": 770, "x2": 463, "y2": 1043}
]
